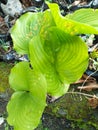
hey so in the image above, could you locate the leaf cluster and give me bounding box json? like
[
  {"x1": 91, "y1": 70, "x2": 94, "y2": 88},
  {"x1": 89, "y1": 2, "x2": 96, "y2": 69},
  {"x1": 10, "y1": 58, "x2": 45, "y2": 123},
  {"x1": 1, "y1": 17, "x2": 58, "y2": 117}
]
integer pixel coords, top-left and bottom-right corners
[{"x1": 7, "y1": 2, "x2": 98, "y2": 130}]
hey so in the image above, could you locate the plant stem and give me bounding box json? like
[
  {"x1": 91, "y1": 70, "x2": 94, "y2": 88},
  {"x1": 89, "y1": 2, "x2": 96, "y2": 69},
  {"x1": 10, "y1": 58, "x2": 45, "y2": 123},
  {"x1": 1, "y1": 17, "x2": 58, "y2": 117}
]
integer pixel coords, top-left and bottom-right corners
[{"x1": 66, "y1": 91, "x2": 98, "y2": 99}]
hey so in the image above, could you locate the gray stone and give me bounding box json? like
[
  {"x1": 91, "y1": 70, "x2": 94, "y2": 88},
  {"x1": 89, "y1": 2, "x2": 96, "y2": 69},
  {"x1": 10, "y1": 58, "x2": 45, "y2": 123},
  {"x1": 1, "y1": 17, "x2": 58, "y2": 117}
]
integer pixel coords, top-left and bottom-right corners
[{"x1": 1, "y1": 0, "x2": 23, "y2": 17}]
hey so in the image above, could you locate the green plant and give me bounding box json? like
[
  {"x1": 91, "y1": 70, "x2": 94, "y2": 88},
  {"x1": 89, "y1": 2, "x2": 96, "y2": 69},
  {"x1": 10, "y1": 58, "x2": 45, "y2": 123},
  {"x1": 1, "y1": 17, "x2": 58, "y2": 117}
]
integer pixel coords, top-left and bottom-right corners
[{"x1": 7, "y1": 2, "x2": 98, "y2": 130}]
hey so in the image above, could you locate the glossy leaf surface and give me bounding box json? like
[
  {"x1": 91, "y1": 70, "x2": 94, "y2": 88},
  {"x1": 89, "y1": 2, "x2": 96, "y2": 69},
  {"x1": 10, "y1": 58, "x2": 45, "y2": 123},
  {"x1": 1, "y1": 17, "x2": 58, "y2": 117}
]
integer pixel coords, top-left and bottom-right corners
[
  {"x1": 7, "y1": 2, "x2": 98, "y2": 130},
  {"x1": 44, "y1": 27, "x2": 89, "y2": 83},
  {"x1": 29, "y1": 28, "x2": 88, "y2": 96},
  {"x1": 9, "y1": 61, "x2": 47, "y2": 99},
  {"x1": 47, "y1": 3, "x2": 98, "y2": 35},
  {"x1": 11, "y1": 11, "x2": 55, "y2": 54},
  {"x1": 29, "y1": 36, "x2": 69, "y2": 97},
  {"x1": 7, "y1": 91, "x2": 46, "y2": 130},
  {"x1": 8, "y1": 62, "x2": 47, "y2": 130},
  {"x1": 66, "y1": 9, "x2": 98, "y2": 29}
]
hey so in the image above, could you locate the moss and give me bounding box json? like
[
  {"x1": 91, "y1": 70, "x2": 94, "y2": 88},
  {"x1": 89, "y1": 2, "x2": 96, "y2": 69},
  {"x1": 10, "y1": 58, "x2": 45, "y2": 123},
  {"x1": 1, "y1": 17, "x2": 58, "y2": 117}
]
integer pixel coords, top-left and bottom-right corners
[
  {"x1": 45, "y1": 92, "x2": 98, "y2": 129},
  {"x1": 0, "y1": 62, "x2": 13, "y2": 92}
]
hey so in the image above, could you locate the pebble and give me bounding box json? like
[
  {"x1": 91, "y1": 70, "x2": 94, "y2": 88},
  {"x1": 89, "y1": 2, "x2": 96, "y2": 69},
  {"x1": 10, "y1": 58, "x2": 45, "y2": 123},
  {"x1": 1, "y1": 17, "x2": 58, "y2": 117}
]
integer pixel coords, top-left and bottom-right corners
[
  {"x1": 0, "y1": 117, "x2": 4, "y2": 125},
  {"x1": 1, "y1": 0, "x2": 23, "y2": 17}
]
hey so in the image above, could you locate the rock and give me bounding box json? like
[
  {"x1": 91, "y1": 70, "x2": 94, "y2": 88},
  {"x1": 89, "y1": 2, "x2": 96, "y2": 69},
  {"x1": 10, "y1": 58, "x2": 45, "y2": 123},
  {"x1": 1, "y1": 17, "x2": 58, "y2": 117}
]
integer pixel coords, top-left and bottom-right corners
[
  {"x1": 0, "y1": 117, "x2": 4, "y2": 125},
  {"x1": 1, "y1": 0, "x2": 23, "y2": 17},
  {"x1": 92, "y1": 0, "x2": 98, "y2": 8},
  {"x1": 44, "y1": 92, "x2": 98, "y2": 129}
]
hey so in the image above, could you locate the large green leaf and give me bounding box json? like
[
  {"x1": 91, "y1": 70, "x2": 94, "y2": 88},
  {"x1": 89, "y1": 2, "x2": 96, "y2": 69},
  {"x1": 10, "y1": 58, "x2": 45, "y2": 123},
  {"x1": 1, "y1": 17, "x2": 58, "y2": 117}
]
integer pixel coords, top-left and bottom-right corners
[
  {"x1": 29, "y1": 28, "x2": 88, "y2": 97},
  {"x1": 8, "y1": 62, "x2": 47, "y2": 130},
  {"x1": 9, "y1": 61, "x2": 31, "y2": 91},
  {"x1": 29, "y1": 36, "x2": 69, "y2": 97},
  {"x1": 9, "y1": 62, "x2": 47, "y2": 99},
  {"x1": 66, "y1": 9, "x2": 98, "y2": 29},
  {"x1": 44, "y1": 27, "x2": 89, "y2": 83},
  {"x1": 11, "y1": 10, "x2": 55, "y2": 54},
  {"x1": 11, "y1": 3, "x2": 98, "y2": 56},
  {"x1": 47, "y1": 2, "x2": 98, "y2": 35},
  {"x1": 7, "y1": 3, "x2": 92, "y2": 130},
  {"x1": 7, "y1": 91, "x2": 46, "y2": 130}
]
